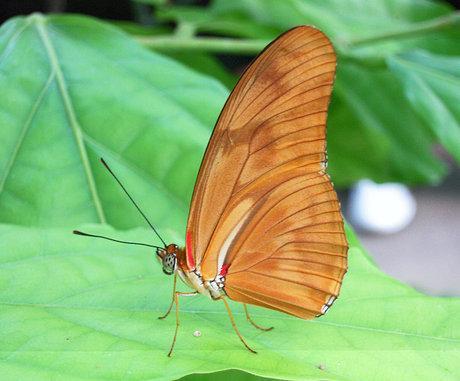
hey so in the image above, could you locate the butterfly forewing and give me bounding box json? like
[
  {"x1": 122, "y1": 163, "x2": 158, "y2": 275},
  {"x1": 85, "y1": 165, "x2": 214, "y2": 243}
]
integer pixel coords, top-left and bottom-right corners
[{"x1": 186, "y1": 26, "x2": 347, "y2": 318}]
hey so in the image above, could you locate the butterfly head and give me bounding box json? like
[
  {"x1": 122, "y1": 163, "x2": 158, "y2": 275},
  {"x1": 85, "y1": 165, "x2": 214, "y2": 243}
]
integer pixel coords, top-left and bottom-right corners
[{"x1": 156, "y1": 244, "x2": 178, "y2": 275}]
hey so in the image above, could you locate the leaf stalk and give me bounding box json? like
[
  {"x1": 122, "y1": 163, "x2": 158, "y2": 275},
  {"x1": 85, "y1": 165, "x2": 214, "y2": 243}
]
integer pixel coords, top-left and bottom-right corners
[{"x1": 136, "y1": 11, "x2": 460, "y2": 56}]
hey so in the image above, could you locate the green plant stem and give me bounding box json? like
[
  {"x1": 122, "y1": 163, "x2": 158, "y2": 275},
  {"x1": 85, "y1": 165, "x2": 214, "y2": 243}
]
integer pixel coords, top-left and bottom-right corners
[
  {"x1": 137, "y1": 11, "x2": 460, "y2": 56},
  {"x1": 136, "y1": 35, "x2": 269, "y2": 55},
  {"x1": 347, "y1": 12, "x2": 460, "y2": 47}
]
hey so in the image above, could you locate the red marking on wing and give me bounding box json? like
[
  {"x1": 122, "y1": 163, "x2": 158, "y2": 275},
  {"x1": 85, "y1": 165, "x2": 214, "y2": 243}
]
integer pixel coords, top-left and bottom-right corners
[
  {"x1": 219, "y1": 263, "x2": 230, "y2": 277},
  {"x1": 186, "y1": 230, "x2": 196, "y2": 270}
]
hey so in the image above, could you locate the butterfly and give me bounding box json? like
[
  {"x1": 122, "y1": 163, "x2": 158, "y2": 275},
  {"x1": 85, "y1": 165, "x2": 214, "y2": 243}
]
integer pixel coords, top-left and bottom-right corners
[{"x1": 74, "y1": 25, "x2": 348, "y2": 356}]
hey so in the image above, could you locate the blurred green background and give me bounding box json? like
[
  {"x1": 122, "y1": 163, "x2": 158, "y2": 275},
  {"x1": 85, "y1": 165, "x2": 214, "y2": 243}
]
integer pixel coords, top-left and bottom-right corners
[
  {"x1": 0, "y1": 1, "x2": 459, "y2": 380},
  {"x1": 2, "y1": 0, "x2": 460, "y2": 186}
]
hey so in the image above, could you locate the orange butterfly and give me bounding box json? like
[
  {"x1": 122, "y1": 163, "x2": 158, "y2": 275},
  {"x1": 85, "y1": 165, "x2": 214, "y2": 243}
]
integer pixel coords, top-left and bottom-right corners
[{"x1": 75, "y1": 25, "x2": 348, "y2": 356}]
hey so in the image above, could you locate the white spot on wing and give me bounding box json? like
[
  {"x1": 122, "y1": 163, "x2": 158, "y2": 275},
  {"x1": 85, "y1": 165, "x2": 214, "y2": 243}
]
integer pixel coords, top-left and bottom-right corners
[
  {"x1": 327, "y1": 295, "x2": 336, "y2": 306},
  {"x1": 320, "y1": 295, "x2": 337, "y2": 315}
]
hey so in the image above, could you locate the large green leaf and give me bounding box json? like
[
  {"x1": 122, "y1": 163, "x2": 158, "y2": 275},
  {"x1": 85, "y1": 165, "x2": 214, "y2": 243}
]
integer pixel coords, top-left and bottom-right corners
[
  {"x1": 0, "y1": 13, "x2": 227, "y2": 233},
  {"x1": 0, "y1": 223, "x2": 459, "y2": 381}
]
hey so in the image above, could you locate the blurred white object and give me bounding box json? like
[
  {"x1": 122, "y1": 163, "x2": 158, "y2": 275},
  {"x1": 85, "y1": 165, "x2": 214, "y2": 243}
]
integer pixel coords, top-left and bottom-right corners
[{"x1": 348, "y1": 180, "x2": 417, "y2": 234}]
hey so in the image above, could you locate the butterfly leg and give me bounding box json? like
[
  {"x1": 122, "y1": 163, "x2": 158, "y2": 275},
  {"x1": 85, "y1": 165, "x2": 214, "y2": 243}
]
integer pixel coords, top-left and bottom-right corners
[
  {"x1": 159, "y1": 272, "x2": 178, "y2": 320},
  {"x1": 243, "y1": 304, "x2": 274, "y2": 331},
  {"x1": 220, "y1": 297, "x2": 257, "y2": 354},
  {"x1": 167, "y1": 291, "x2": 198, "y2": 357}
]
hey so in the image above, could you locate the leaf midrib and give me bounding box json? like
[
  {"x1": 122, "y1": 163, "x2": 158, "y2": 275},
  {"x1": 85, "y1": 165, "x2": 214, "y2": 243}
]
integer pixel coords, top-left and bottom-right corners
[{"x1": 34, "y1": 15, "x2": 106, "y2": 224}]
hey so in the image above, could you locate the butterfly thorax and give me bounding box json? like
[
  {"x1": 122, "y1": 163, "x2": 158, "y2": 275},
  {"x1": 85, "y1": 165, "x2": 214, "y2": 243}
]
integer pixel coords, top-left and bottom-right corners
[
  {"x1": 157, "y1": 244, "x2": 226, "y2": 299},
  {"x1": 179, "y1": 265, "x2": 226, "y2": 300}
]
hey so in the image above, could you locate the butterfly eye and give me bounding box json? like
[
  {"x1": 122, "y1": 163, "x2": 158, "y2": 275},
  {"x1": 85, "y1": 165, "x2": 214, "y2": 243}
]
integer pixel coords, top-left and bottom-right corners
[{"x1": 162, "y1": 253, "x2": 177, "y2": 275}]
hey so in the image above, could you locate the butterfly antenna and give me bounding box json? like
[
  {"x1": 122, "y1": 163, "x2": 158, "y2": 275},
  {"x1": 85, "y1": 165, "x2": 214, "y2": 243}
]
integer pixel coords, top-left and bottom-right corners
[
  {"x1": 73, "y1": 230, "x2": 163, "y2": 250},
  {"x1": 100, "y1": 158, "x2": 167, "y2": 247}
]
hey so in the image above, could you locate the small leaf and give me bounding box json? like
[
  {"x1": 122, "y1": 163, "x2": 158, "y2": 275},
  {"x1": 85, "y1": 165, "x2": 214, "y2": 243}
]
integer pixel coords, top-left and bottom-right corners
[
  {"x1": 328, "y1": 62, "x2": 446, "y2": 186},
  {"x1": 388, "y1": 50, "x2": 460, "y2": 162},
  {"x1": 156, "y1": 5, "x2": 280, "y2": 39}
]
